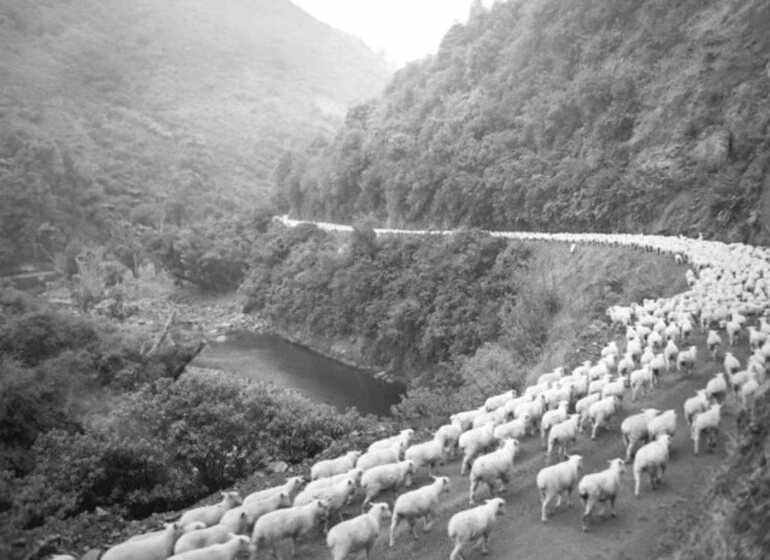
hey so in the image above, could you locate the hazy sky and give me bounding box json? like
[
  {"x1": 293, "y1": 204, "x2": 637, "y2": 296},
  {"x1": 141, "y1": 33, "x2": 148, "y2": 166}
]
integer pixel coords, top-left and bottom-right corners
[{"x1": 290, "y1": 0, "x2": 493, "y2": 69}]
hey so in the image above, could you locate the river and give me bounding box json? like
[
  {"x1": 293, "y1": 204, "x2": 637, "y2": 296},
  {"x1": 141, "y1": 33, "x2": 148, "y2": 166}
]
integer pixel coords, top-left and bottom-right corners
[{"x1": 192, "y1": 331, "x2": 405, "y2": 417}]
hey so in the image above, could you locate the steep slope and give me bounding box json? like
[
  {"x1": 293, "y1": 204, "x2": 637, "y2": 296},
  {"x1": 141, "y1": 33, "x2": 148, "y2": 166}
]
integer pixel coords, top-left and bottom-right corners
[
  {"x1": 0, "y1": 0, "x2": 390, "y2": 268},
  {"x1": 278, "y1": 0, "x2": 770, "y2": 242}
]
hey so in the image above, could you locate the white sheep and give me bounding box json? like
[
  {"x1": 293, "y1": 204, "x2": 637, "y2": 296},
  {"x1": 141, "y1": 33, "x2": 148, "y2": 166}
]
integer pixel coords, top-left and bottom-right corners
[
  {"x1": 405, "y1": 433, "x2": 449, "y2": 476},
  {"x1": 691, "y1": 404, "x2": 722, "y2": 455},
  {"x1": 514, "y1": 394, "x2": 547, "y2": 436},
  {"x1": 706, "y1": 329, "x2": 722, "y2": 360},
  {"x1": 640, "y1": 346, "x2": 655, "y2": 367},
  {"x1": 601, "y1": 377, "x2": 626, "y2": 401},
  {"x1": 677, "y1": 346, "x2": 697, "y2": 375},
  {"x1": 543, "y1": 384, "x2": 574, "y2": 410},
  {"x1": 458, "y1": 423, "x2": 496, "y2": 475},
  {"x1": 251, "y1": 499, "x2": 329, "y2": 559},
  {"x1": 173, "y1": 510, "x2": 249, "y2": 555},
  {"x1": 360, "y1": 460, "x2": 416, "y2": 511},
  {"x1": 311, "y1": 451, "x2": 362, "y2": 481},
  {"x1": 620, "y1": 408, "x2": 660, "y2": 463},
  {"x1": 540, "y1": 400, "x2": 569, "y2": 448},
  {"x1": 303, "y1": 468, "x2": 363, "y2": 496},
  {"x1": 683, "y1": 389, "x2": 710, "y2": 426},
  {"x1": 468, "y1": 439, "x2": 520, "y2": 504},
  {"x1": 327, "y1": 502, "x2": 391, "y2": 560},
  {"x1": 178, "y1": 492, "x2": 242, "y2": 528},
  {"x1": 167, "y1": 535, "x2": 252, "y2": 560},
  {"x1": 749, "y1": 325, "x2": 767, "y2": 350},
  {"x1": 292, "y1": 477, "x2": 356, "y2": 531},
  {"x1": 356, "y1": 439, "x2": 407, "y2": 471},
  {"x1": 740, "y1": 375, "x2": 761, "y2": 408},
  {"x1": 389, "y1": 476, "x2": 451, "y2": 547},
  {"x1": 577, "y1": 458, "x2": 626, "y2": 532},
  {"x1": 451, "y1": 408, "x2": 487, "y2": 432},
  {"x1": 617, "y1": 353, "x2": 635, "y2": 377},
  {"x1": 546, "y1": 414, "x2": 581, "y2": 458},
  {"x1": 125, "y1": 522, "x2": 206, "y2": 543},
  {"x1": 649, "y1": 353, "x2": 666, "y2": 387},
  {"x1": 220, "y1": 490, "x2": 291, "y2": 533},
  {"x1": 102, "y1": 523, "x2": 185, "y2": 560},
  {"x1": 446, "y1": 498, "x2": 506, "y2": 560},
  {"x1": 705, "y1": 372, "x2": 728, "y2": 403},
  {"x1": 647, "y1": 409, "x2": 677, "y2": 441},
  {"x1": 536, "y1": 454, "x2": 583, "y2": 523},
  {"x1": 664, "y1": 340, "x2": 679, "y2": 371},
  {"x1": 435, "y1": 423, "x2": 463, "y2": 456},
  {"x1": 493, "y1": 413, "x2": 530, "y2": 441},
  {"x1": 588, "y1": 396, "x2": 621, "y2": 440},
  {"x1": 575, "y1": 393, "x2": 602, "y2": 431},
  {"x1": 243, "y1": 477, "x2": 305, "y2": 507},
  {"x1": 367, "y1": 428, "x2": 414, "y2": 454},
  {"x1": 484, "y1": 389, "x2": 517, "y2": 412},
  {"x1": 537, "y1": 367, "x2": 564, "y2": 386},
  {"x1": 629, "y1": 366, "x2": 654, "y2": 401},
  {"x1": 725, "y1": 320, "x2": 742, "y2": 346},
  {"x1": 633, "y1": 434, "x2": 671, "y2": 496}
]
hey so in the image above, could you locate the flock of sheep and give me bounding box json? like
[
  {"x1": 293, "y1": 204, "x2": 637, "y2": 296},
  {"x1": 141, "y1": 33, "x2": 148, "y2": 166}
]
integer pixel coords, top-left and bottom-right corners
[{"x1": 62, "y1": 224, "x2": 770, "y2": 560}]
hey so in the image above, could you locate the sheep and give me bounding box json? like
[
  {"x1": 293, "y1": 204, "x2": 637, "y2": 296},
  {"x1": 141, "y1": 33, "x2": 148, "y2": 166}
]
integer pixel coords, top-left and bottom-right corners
[
  {"x1": 178, "y1": 492, "x2": 242, "y2": 528},
  {"x1": 514, "y1": 394, "x2": 547, "y2": 436},
  {"x1": 102, "y1": 523, "x2": 185, "y2": 560},
  {"x1": 537, "y1": 368, "x2": 564, "y2": 386},
  {"x1": 451, "y1": 408, "x2": 488, "y2": 432},
  {"x1": 471, "y1": 407, "x2": 510, "y2": 430},
  {"x1": 311, "y1": 451, "x2": 362, "y2": 481},
  {"x1": 684, "y1": 389, "x2": 710, "y2": 426},
  {"x1": 167, "y1": 535, "x2": 252, "y2": 560},
  {"x1": 292, "y1": 477, "x2": 357, "y2": 531},
  {"x1": 468, "y1": 439, "x2": 520, "y2": 504},
  {"x1": 626, "y1": 337, "x2": 643, "y2": 362},
  {"x1": 536, "y1": 454, "x2": 583, "y2": 523},
  {"x1": 629, "y1": 366, "x2": 654, "y2": 401},
  {"x1": 649, "y1": 353, "x2": 666, "y2": 387},
  {"x1": 484, "y1": 389, "x2": 517, "y2": 412},
  {"x1": 647, "y1": 409, "x2": 677, "y2": 441},
  {"x1": 663, "y1": 322, "x2": 680, "y2": 344},
  {"x1": 691, "y1": 404, "x2": 722, "y2": 455},
  {"x1": 706, "y1": 329, "x2": 722, "y2": 360},
  {"x1": 389, "y1": 476, "x2": 451, "y2": 547},
  {"x1": 221, "y1": 491, "x2": 291, "y2": 534},
  {"x1": 446, "y1": 498, "x2": 506, "y2": 560},
  {"x1": 303, "y1": 468, "x2": 363, "y2": 496},
  {"x1": 367, "y1": 429, "x2": 414, "y2": 454},
  {"x1": 405, "y1": 433, "x2": 449, "y2": 476},
  {"x1": 575, "y1": 393, "x2": 602, "y2": 431},
  {"x1": 677, "y1": 346, "x2": 697, "y2": 375},
  {"x1": 327, "y1": 502, "x2": 391, "y2": 560},
  {"x1": 601, "y1": 341, "x2": 619, "y2": 358},
  {"x1": 617, "y1": 353, "x2": 635, "y2": 377},
  {"x1": 587, "y1": 374, "x2": 612, "y2": 396},
  {"x1": 547, "y1": 414, "x2": 581, "y2": 458},
  {"x1": 705, "y1": 372, "x2": 729, "y2": 404},
  {"x1": 243, "y1": 477, "x2": 305, "y2": 508},
  {"x1": 725, "y1": 320, "x2": 742, "y2": 346},
  {"x1": 360, "y1": 460, "x2": 416, "y2": 511},
  {"x1": 740, "y1": 375, "x2": 761, "y2": 408},
  {"x1": 125, "y1": 522, "x2": 207, "y2": 542},
  {"x1": 664, "y1": 340, "x2": 679, "y2": 371},
  {"x1": 251, "y1": 499, "x2": 329, "y2": 559},
  {"x1": 458, "y1": 424, "x2": 497, "y2": 475},
  {"x1": 543, "y1": 384, "x2": 574, "y2": 410},
  {"x1": 633, "y1": 434, "x2": 672, "y2": 496},
  {"x1": 587, "y1": 361, "x2": 610, "y2": 381},
  {"x1": 356, "y1": 440, "x2": 407, "y2": 472},
  {"x1": 647, "y1": 330, "x2": 663, "y2": 352},
  {"x1": 577, "y1": 458, "x2": 626, "y2": 532},
  {"x1": 435, "y1": 423, "x2": 463, "y2": 457},
  {"x1": 601, "y1": 377, "x2": 626, "y2": 401},
  {"x1": 749, "y1": 326, "x2": 767, "y2": 350},
  {"x1": 588, "y1": 396, "x2": 621, "y2": 440},
  {"x1": 620, "y1": 408, "x2": 660, "y2": 463},
  {"x1": 173, "y1": 511, "x2": 249, "y2": 555},
  {"x1": 680, "y1": 319, "x2": 694, "y2": 342},
  {"x1": 540, "y1": 400, "x2": 569, "y2": 449}
]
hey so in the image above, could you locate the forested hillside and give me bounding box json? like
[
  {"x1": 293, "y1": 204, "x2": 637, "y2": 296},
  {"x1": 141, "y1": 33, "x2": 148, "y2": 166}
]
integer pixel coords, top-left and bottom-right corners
[
  {"x1": 0, "y1": 0, "x2": 390, "y2": 271},
  {"x1": 278, "y1": 0, "x2": 770, "y2": 242}
]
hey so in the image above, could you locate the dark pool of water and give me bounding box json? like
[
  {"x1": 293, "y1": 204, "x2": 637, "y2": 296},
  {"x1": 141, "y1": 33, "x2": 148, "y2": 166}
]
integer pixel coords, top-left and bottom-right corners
[{"x1": 192, "y1": 331, "x2": 404, "y2": 417}]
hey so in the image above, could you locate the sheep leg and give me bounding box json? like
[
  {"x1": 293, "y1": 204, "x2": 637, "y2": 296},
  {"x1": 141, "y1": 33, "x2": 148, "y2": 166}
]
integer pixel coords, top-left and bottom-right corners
[
  {"x1": 581, "y1": 498, "x2": 594, "y2": 532},
  {"x1": 409, "y1": 518, "x2": 419, "y2": 540},
  {"x1": 424, "y1": 511, "x2": 434, "y2": 532},
  {"x1": 388, "y1": 514, "x2": 400, "y2": 548},
  {"x1": 609, "y1": 494, "x2": 617, "y2": 517},
  {"x1": 481, "y1": 531, "x2": 490, "y2": 554},
  {"x1": 469, "y1": 478, "x2": 479, "y2": 505},
  {"x1": 449, "y1": 540, "x2": 465, "y2": 560},
  {"x1": 541, "y1": 492, "x2": 552, "y2": 523}
]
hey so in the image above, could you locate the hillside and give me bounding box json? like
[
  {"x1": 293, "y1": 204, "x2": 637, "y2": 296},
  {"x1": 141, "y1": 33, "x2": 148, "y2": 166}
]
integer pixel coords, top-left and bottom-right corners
[
  {"x1": 0, "y1": 0, "x2": 390, "y2": 270},
  {"x1": 277, "y1": 0, "x2": 770, "y2": 242}
]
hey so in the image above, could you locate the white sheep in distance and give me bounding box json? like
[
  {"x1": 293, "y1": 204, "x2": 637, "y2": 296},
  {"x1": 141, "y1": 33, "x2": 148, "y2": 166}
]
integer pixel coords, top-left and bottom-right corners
[
  {"x1": 458, "y1": 423, "x2": 496, "y2": 475},
  {"x1": 450, "y1": 408, "x2": 487, "y2": 432},
  {"x1": 633, "y1": 434, "x2": 672, "y2": 496},
  {"x1": 601, "y1": 341, "x2": 619, "y2": 358},
  {"x1": 706, "y1": 329, "x2": 722, "y2": 360},
  {"x1": 447, "y1": 498, "x2": 506, "y2": 560},
  {"x1": 493, "y1": 412, "x2": 530, "y2": 442},
  {"x1": 471, "y1": 407, "x2": 510, "y2": 430},
  {"x1": 178, "y1": 492, "x2": 242, "y2": 528},
  {"x1": 251, "y1": 499, "x2": 329, "y2": 559},
  {"x1": 303, "y1": 468, "x2": 363, "y2": 496},
  {"x1": 547, "y1": 414, "x2": 581, "y2": 458},
  {"x1": 601, "y1": 377, "x2": 627, "y2": 401},
  {"x1": 575, "y1": 393, "x2": 602, "y2": 431},
  {"x1": 749, "y1": 326, "x2": 767, "y2": 350},
  {"x1": 514, "y1": 394, "x2": 547, "y2": 436},
  {"x1": 543, "y1": 384, "x2": 574, "y2": 410},
  {"x1": 640, "y1": 346, "x2": 655, "y2": 367},
  {"x1": 484, "y1": 389, "x2": 518, "y2": 412},
  {"x1": 647, "y1": 409, "x2": 678, "y2": 441},
  {"x1": 537, "y1": 367, "x2": 565, "y2": 386},
  {"x1": 125, "y1": 521, "x2": 206, "y2": 543},
  {"x1": 167, "y1": 535, "x2": 252, "y2": 560},
  {"x1": 629, "y1": 366, "x2": 653, "y2": 401},
  {"x1": 705, "y1": 372, "x2": 729, "y2": 404},
  {"x1": 664, "y1": 340, "x2": 679, "y2": 371},
  {"x1": 725, "y1": 320, "x2": 741, "y2": 346},
  {"x1": 617, "y1": 353, "x2": 635, "y2": 377},
  {"x1": 389, "y1": 476, "x2": 451, "y2": 547},
  {"x1": 740, "y1": 375, "x2": 761, "y2": 408},
  {"x1": 540, "y1": 400, "x2": 569, "y2": 448},
  {"x1": 327, "y1": 503, "x2": 391, "y2": 560},
  {"x1": 243, "y1": 477, "x2": 305, "y2": 507},
  {"x1": 684, "y1": 389, "x2": 711, "y2": 426},
  {"x1": 405, "y1": 432, "x2": 449, "y2": 476},
  {"x1": 367, "y1": 428, "x2": 414, "y2": 454},
  {"x1": 311, "y1": 451, "x2": 362, "y2": 481},
  {"x1": 173, "y1": 510, "x2": 249, "y2": 555},
  {"x1": 221, "y1": 490, "x2": 291, "y2": 533},
  {"x1": 435, "y1": 423, "x2": 463, "y2": 456},
  {"x1": 620, "y1": 408, "x2": 660, "y2": 463},
  {"x1": 356, "y1": 439, "x2": 407, "y2": 472},
  {"x1": 360, "y1": 460, "x2": 416, "y2": 511},
  {"x1": 649, "y1": 353, "x2": 667, "y2": 387},
  {"x1": 469, "y1": 438, "x2": 520, "y2": 504},
  {"x1": 102, "y1": 523, "x2": 185, "y2": 560},
  {"x1": 536, "y1": 454, "x2": 583, "y2": 523},
  {"x1": 588, "y1": 396, "x2": 622, "y2": 440},
  {"x1": 578, "y1": 458, "x2": 627, "y2": 532},
  {"x1": 677, "y1": 346, "x2": 697, "y2": 375},
  {"x1": 691, "y1": 404, "x2": 722, "y2": 454},
  {"x1": 292, "y1": 477, "x2": 356, "y2": 531}
]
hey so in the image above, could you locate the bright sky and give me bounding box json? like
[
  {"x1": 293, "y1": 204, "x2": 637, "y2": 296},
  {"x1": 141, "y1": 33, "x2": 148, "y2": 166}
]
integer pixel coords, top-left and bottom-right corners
[{"x1": 290, "y1": 0, "x2": 493, "y2": 69}]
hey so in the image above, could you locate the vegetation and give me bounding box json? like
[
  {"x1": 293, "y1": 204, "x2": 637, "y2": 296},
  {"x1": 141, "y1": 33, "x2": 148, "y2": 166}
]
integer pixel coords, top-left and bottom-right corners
[{"x1": 277, "y1": 0, "x2": 770, "y2": 242}]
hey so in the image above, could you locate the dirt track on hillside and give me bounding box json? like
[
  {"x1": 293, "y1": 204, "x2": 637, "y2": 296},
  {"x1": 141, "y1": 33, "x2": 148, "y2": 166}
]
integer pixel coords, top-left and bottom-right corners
[{"x1": 275, "y1": 328, "x2": 739, "y2": 560}]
